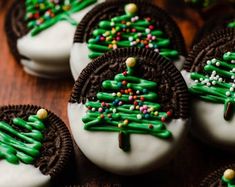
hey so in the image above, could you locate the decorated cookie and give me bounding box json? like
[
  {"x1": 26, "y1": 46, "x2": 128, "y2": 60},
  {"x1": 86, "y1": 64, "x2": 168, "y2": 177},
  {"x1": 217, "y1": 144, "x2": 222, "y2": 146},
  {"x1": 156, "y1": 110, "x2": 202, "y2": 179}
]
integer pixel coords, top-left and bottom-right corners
[
  {"x1": 5, "y1": 0, "x2": 105, "y2": 78},
  {"x1": 68, "y1": 47, "x2": 189, "y2": 175},
  {"x1": 200, "y1": 165, "x2": 235, "y2": 187},
  {"x1": 0, "y1": 105, "x2": 73, "y2": 186},
  {"x1": 70, "y1": 0, "x2": 187, "y2": 80},
  {"x1": 181, "y1": 28, "x2": 235, "y2": 151}
]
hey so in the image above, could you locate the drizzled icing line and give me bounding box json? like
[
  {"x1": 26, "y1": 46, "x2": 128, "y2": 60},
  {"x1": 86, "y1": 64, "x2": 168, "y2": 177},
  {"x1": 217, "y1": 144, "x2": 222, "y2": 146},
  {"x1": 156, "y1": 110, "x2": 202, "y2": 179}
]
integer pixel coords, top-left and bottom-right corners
[
  {"x1": 82, "y1": 57, "x2": 172, "y2": 152},
  {"x1": 0, "y1": 109, "x2": 48, "y2": 165},
  {"x1": 189, "y1": 52, "x2": 235, "y2": 120},
  {"x1": 87, "y1": 3, "x2": 179, "y2": 60},
  {"x1": 25, "y1": 0, "x2": 97, "y2": 36}
]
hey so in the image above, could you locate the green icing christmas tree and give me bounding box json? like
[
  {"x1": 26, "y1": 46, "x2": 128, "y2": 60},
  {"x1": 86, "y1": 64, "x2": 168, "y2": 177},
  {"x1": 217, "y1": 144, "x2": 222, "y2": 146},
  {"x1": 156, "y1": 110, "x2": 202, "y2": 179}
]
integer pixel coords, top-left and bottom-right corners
[
  {"x1": 25, "y1": 0, "x2": 97, "y2": 36},
  {"x1": 82, "y1": 57, "x2": 172, "y2": 152},
  {"x1": 189, "y1": 52, "x2": 235, "y2": 120},
  {"x1": 87, "y1": 3, "x2": 179, "y2": 60},
  {"x1": 0, "y1": 109, "x2": 47, "y2": 164}
]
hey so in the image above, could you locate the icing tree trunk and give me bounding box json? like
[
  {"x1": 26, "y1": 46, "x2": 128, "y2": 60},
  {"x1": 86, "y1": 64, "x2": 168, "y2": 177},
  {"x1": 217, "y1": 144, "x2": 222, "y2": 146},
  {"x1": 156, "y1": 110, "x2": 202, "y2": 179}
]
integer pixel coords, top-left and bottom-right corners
[
  {"x1": 189, "y1": 52, "x2": 235, "y2": 120},
  {"x1": 25, "y1": 0, "x2": 97, "y2": 36},
  {"x1": 82, "y1": 57, "x2": 172, "y2": 151}
]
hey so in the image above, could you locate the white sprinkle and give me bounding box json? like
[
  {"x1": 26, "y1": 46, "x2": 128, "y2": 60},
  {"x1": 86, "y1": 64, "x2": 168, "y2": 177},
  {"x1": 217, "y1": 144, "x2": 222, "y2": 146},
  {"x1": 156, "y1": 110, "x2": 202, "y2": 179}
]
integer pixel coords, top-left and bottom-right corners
[
  {"x1": 206, "y1": 82, "x2": 211, "y2": 86},
  {"x1": 136, "y1": 90, "x2": 140, "y2": 94},
  {"x1": 135, "y1": 16, "x2": 139, "y2": 20},
  {"x1": 154, "y1": 49, "x2": 159, "y2": 53},
  {"x1": 232, "y1": 84, "x2": 235, "y2": 88},
  {"x1": 92, "y1": 108, "x2": 96, "y2": 112},
  {"x1": 195, "y1": 80, "x2": 199, "y2": 83},
  {"x1": 212, "y1": 81, "x2": 216, "y2": 85},
  {"x1": 212, "y1": 58, "x2": 217, "y2": 63},
  {"x1": 149, "y1": 43, "x2": 153, "y2": 48},
  {"x1": 145, "y1": 28, "x2": 150, "y2": 34},
  {"x1": 138, "y1": 33, "x2": 142, "y2": 37},
  {"x1": 113, "y1": 109, "x2": 117, "y2": 113},
  {"x1": 212, "y1": 71, "x2": 216, "y2": 75},
  {"x1": 110, "y1": 22, "x2": 115, "y2": 26},
  {"x1": 207, "y1": 60, "x2": 211, "y2": 65},
  {"x1": 219, "y1": 78, "x2": 223, "y2": 82},
  {"x1": 199, "y1": 78, "x2": 203, "y2": 82},
  {"x1": 232, "y1": 76, "x2": 235, "y2": 79},
  {"x1": 216, "y1": 62, "x2": 220, "y2": 66},
  {"x1": 129, "y1": 37, "x2": 134, "y2": 41},
  {"x1": 232, "y1": 60, "x2": 235, "y2": 64},
  {"x1": 112, "y1": 93, "x2": 116, "y2": 96},
  {"x1": 230, "y1": 87, "x2": 234, "y2": 92},
  {"x1": 226, "y1": 91, "x2": 231, "y2": 96},
  {"x1": 137, "y1": 114, "x2": 142, "y2": 119},
  {"x1": 130, "y1": 106, "x2": 135, "y2": 110}
]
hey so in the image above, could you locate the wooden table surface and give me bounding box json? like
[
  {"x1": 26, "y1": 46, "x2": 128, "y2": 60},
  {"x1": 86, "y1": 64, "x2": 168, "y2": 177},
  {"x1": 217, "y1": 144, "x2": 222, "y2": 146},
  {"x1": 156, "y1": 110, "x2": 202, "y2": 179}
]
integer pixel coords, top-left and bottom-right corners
[{"x1": 0, "y1": 1, "x2": 234, "y2": 187}]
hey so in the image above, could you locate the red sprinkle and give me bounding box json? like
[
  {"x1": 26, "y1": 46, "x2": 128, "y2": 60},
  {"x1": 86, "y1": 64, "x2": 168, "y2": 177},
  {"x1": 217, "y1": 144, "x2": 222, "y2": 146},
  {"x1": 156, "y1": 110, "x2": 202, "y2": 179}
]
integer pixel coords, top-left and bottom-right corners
[
  {"x1": 116, "y1": 36, "x2": 121, "y2": 41},
  {"x1": 149, "y1": 124, "x2": 154, "y2": 129},
  {"x1": 167, "y1": 111, "x2": 172, "y2": 117},
  {"x1": 132, "y1": 28, "x2": 136, "y2": 33},
  {"x1": 161, "y1": 117, "x2": 166, "y2": 122},
  {"x1": 120, "y1": 89, "x2": 125, "y2": 94},
  {"x1": 100, "y1": 114, "x2": 105, "y2": 119},
  {"x1": 140, "y1": 96, "x2": 145, "y2": 101},
  {"x1": 149, "y1": 25, "x2": 154, "y2": 30},
  {"x1": 122, "y1": 71, "x2": 127, "y2": 76},
  {"x1": 34, "y1": 12, "x2": 40, "y2": 19},
  {"x1": 134, "y1": 101, "x2": 138, "y2": 106}
]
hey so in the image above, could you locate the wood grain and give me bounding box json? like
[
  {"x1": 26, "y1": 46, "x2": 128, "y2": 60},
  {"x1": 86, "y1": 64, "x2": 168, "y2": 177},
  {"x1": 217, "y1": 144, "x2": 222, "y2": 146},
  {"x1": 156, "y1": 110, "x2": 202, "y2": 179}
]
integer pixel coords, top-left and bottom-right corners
[{"x1": 0, "y1": 1, "x2": 234, "y2": 187}]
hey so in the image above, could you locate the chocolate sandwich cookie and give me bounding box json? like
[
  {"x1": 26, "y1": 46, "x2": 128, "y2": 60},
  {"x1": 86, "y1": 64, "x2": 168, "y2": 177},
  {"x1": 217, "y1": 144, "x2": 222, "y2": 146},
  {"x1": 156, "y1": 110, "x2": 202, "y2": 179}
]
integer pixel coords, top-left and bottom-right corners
[
  {"x1": 5, "y1": 0, "x2": 105, "y2": 79},
  {"x1": 0, "y1": 105, "x2": 73, "y2": 187},
  {"x1": 70, "y1": 0, "x2": 187, "y2": 80},
  {"x1": 181, "y1": 28, "x2": 235, "y2": 151},
  {"x1": 68, "y1": 47, "x2": 189, "y2": 175},
  {"x1": 193, "y1": 11, "x2": 235, "y2": 45},
  {"x1": 200, "y1": 165, "x2": 235, "y2": 187}
]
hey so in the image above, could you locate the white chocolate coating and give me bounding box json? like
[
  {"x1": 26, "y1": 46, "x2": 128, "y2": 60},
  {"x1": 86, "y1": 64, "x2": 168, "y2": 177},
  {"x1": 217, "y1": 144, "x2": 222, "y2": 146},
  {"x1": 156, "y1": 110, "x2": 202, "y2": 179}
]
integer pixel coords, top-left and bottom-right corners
[
  {"x1": 0, "y1": 160, "x2": 50, "y2": 187},
  {"x1": 68, "y1": 103, "x2": 188, "y2": 175},
  {"x1": 181, "y1": 70, "x2": 235, "y2": 150},
  {"x1": 17, "y1": 0, "x2": 105, "y2": 78},
  {"x1": 70, "y1": 42, "x2": 186, "y2": 80}
]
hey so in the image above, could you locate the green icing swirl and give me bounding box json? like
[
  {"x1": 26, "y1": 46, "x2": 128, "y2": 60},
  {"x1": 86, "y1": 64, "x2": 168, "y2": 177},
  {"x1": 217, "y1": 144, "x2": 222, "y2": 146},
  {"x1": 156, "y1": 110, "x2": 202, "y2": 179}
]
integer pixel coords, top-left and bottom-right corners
[
  {"x1": 25, "y1": 0, "x2": 97, "y2": 36},
  {"x1": 189, "y1": 52, "x2": 235, "y2": 120},
  {"x1": 0, "y1": 114, "x2": 46, "y2": 164},
  {"x1": 82, "y1": 58, "x2": 172, "y2": 152},
  {"x1": 87, "y1": 4, "x2": 179, "y2": 60}
]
